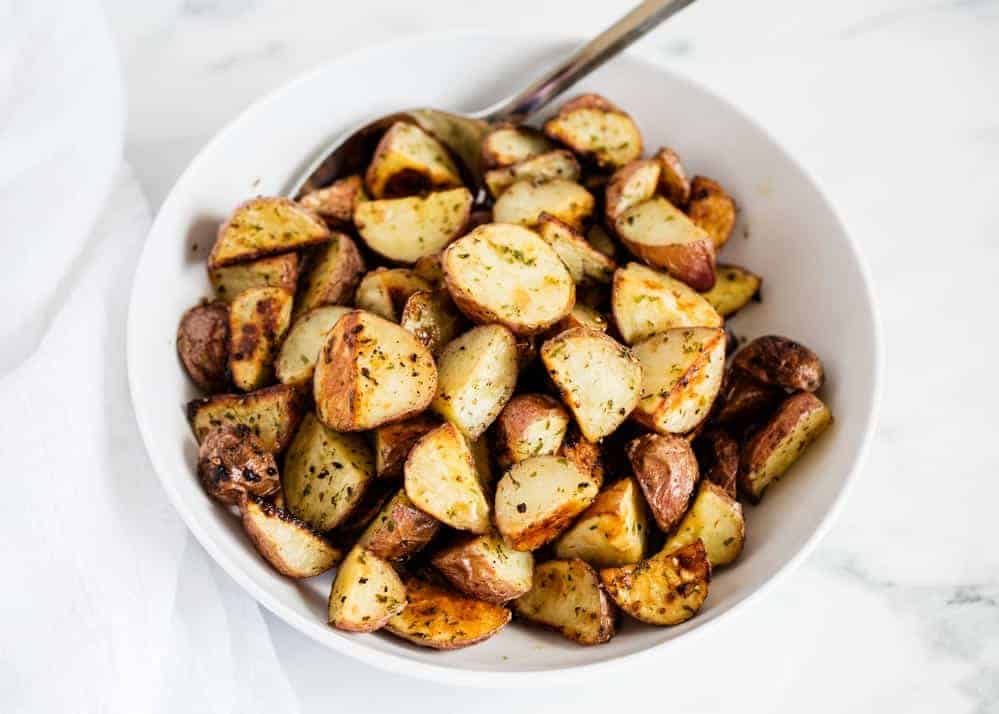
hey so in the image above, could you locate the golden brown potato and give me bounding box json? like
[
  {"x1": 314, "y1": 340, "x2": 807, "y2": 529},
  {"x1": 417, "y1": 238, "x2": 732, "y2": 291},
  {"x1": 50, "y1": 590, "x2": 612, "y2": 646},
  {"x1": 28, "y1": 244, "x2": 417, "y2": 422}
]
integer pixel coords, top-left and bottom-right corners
[
  {"x1": 540, "y1": 328, "x2": 643, "y2": 442},
  {"x1": 700, "y1": 264, "x2": 761, "y2": 317},
  {"x1": 365, "y1": 121, "x2": 463, "y2": 198},
  {"x1": 385, "y1": 578, "x2": 511, "y2": 649},
  {"x1": 687, "y1": 176, "x2": 736, "y2": 249},
  {"x1": 209, "y1": 253, "x2": 300, "y2": 303},
  {"x1": 557, "y1": 424, "x2": 605, "y2": 489},
  {"x1": 197, "y1": 425, "x2": 279, "y2": 505},
  {"x1": 298, "y1": 174, "x2": 369, "y2": 228},
  {"x1": 494, "y1": 454, "x2": 599, "y2": 551},
  {"x1": 177, "y1": 301, "x2": 230, "y2": 392},
  {"x1": 242, "y1": 496, "x2": 342, "y2": 578},
  {"x1": 662, "y1": 481, "x2": 745, "y2": 567},
  {"x1": 187, "y1": 384, "x2": 308, "y2": 453},
  {"x1": 694, "y1": 429, "x2": 739, "y2": 498},
  {"x1": 442, "y1": 223, "x2": 575, "y2": 335},
  {"x1": 405, "y1": 422, "x2": 491, "y2": 533},
  {"x1": 354, "y1": 268, "x2": 433, "y2": 322},
  {"x1": 739, "y1": 392, "x2": 833, "y2": 502},
  {"x1": 512, "y1": 558, "x2": 616, "y2": 645},
  {"x1": 481, "y1": 124, "x2": 554, "y2": 169},
  {"x1": 731, "y1": 335, "x2": 825, "y2": 392},
  {"x1": 605, "y1": 158, "x2": 660, "y2": 222},
  {"x1": 493, "y1": 393, "x2": 570, "y2": 470},
  {"x1": 412, "y1": 252, "x2": 445, "y2": 286},
  {"x1": 553, "y1": 303, "x2": 609, "y2": 333},
  {"x1": 492, "y1": 179, "x2": 595, "y2": 231},
  {"x1": 654, "y1": 147, "x2": 692, "y2": 208},
  {"x1": 711, "y1": 370, "x2": 783, "y2": 427},
  {"x1": 274, "y1": 305, "x2": 352, "y2": 386},
  {"x1": 484, "y1": 150, "x2": 581, "y2": 198},
  {"x1": 354, "y1": 188, "x2": 473, "y2": 263},
  {"x1": 314, "y1": 310, "x2": 437, "y2": 431},
  {"x1": 554, "y1": 477, "x2": 649, "y2": 568},
  {"x1": 373, "y1": 414, "x2": 439, "y2": 479},
  {"x1": 536, "y1": 213, "x2": 616, "y2": 285},
  {"x1": 357, "y1": 489, "x2": 440, "y2": 560},
  {"x1": 399, "y1": 289, "x2": 463, "y2": 356},
  {"x1": 431, "y1": 531, "x2": 534, "y2": 603},
  {"x1": 282, "y1": 413, "x2": 374, "y2": 531},
  {"x1": 626, "y1": 433, "x2": 699, "y2": 533},
  {"x1": 631, "y1": 327, "x2": 727, "y2": 435},
  {"x1": 294, "y1": 232, "x2": 366, "y2": 315},
  {"x1": 209, "y1": 197, "x2": 329, "y2": 269},
  {"x1": 544, "y1": 93, "x2": 642, "y2": 170},
  {"x1": 328, "y1": 545, "x2": 406, "y2": 632},
  {"x1": 227, "y1": 287, "x2": 293, "y2": 392},
  {"x1": 599, "y1": 540, "x2": 710, "y2": 626}
]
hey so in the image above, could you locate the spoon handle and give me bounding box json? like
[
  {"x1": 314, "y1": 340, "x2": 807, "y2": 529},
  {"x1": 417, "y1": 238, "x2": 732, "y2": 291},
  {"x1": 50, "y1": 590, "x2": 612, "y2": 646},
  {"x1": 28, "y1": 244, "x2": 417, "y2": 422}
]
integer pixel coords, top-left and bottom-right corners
[{"x1": 477, "y1": 0, "x2": 697, "y2": 124}]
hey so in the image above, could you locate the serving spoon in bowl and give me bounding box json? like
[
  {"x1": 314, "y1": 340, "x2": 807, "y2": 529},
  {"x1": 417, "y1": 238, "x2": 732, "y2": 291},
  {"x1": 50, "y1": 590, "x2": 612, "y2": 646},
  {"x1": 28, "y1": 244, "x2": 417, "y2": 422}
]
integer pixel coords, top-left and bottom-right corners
[{"x1": 290, "y1": 0, "x2": 697, "y2": 197}]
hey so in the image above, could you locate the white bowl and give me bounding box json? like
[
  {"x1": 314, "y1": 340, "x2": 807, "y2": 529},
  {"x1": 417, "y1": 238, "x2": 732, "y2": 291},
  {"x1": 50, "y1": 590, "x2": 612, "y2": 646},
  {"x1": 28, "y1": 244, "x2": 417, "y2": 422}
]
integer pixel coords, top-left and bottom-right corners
[{"x1": 127, "y1": 31, "x2": 882, "y2": 686}]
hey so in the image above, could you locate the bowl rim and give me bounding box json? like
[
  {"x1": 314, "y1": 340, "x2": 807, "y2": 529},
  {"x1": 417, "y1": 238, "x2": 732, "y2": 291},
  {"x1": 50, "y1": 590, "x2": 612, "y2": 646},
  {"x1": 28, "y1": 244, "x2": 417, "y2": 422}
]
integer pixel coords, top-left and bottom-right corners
[{"x1": 127, "y1": 29, "x2": 884, "y2": 687}]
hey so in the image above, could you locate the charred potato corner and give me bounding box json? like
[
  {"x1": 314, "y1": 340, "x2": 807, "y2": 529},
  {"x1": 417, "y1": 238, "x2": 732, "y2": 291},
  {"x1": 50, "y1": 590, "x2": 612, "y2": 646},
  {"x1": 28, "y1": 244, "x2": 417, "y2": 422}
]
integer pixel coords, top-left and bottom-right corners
[{"x1": 175, "y1": 92, "x2": 836, "y2": 649}]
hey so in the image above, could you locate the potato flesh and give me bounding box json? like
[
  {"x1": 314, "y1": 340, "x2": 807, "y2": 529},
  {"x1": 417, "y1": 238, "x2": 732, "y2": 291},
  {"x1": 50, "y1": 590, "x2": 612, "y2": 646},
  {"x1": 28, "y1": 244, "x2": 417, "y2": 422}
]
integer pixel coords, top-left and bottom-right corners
[
  {"x1": 241, "y1": 497, "x2": 341, "y2": 578},
  {"x1": 484, "y1": 150, "x2": 580, "y2": 198},
  {"x1": 554, "y1": 477, "x2": 649, "y2": 568},
  {"x1": 385, "y1": 579, "x2": 511, "y2": 649},
  {"x1": 295, "y1": 233, "x2": 365, "y2": 315},
  {"x1": 688, "y1": 176, "x2": 736, "y2": 249},
  {"x1": 605, "y1": 159, "x2": 661, "y2": 221},
  {"x1": 544, "y1": 108, "x2": 642, "y2": 169},
  {"x1": 354, "y1": 268, "x2": 432, "y2": 322},
  {"x1": 210, "y1": 253, "x2": 299, "y2": 302},
  {"x1": 482, "y1": 126, "x2": 554, "y2": 168},
  {"x1": 662, "y1": 482, "x2": 744, "y2": 567},
  {"x1": 275, "y1": 306, "x2": 352, "y2": 385},
  {"x1": 210, "y1": 197, "x2": 329, "y2": 268},
  {"x1": 612, "y1": 263, "x2": 722, "y2": 345},
  {"x1": 616, "y1": 196, "x2": 711, "y2": 254},
  {"x1": 354, "y1": 188, "x2": 472, "y2": 263},
  {"x1": 496, "y1": 395, "x2": 570, "y2": 467},
  {"x1": 492, "y1": 179, "x2": 595, "y2": 230},
  {"x1": 700, "y1": 264, "x2": 761, "y2": 317},
  {"x1": 512, "y1": 558, "x2": 615, "y2": 645},
  {"x1": 399, "y1": 290, "x2": 462, "y2": 356},
  {"x1": 328, "y1": 546, "x2": 406, "y2": 632},
  {"x1": 365, "y1": 122, "x2": 463, "y2": 198},
  {"x1": 373, "y1": 414, "x2": 438, "y2": 479},
  {"x1": 188, "y1": 384, "x2": 306, "y2": 453},
  {"x1": 432, "y1": 531, "x2": 534, "y2": 603},
  {"x1": 536, "y1": 214, "x2": 615, "y2": 285},
  {"x1": 556, "y1": 303, "x2": 608, "y2": 333},
  {"x1": 227, "y1": 287, "x2": 293, "y2": 391}
]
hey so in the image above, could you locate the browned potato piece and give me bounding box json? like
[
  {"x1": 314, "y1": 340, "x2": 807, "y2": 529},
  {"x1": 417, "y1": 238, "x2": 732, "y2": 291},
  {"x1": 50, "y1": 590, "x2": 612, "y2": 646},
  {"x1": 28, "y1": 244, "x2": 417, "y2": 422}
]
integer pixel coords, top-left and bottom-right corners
[
  {"x1": 694, "y1": 430, "x2": 739, "y2": 498},
  {"x1": 328, "y1": 546, "x2": 406, "y2": 632},
  {"x1": 227, "y1": 287, "x2": 293, "y2": 392},
  {"x1": 731, "y1": 335, "x2": 825, "y2": 392},
  {"x1": 541, "y1": 328, "x2": 643, "y2": 442},
  {"x1": 631, "y1": 327, "x2": 727, "y2": 435},
  {"x1": 688, "y1": 176, "x2": 736, "y2": 249},
  {"x1": 587, "y1": 223, "x2": 618, "y2": 259},
  {"x1": 275, "y1": 305, "x2": 352, "y2": 386},
  {"x1": 536, "y1": 213, "x2": 616, "y2": 285},
  {"x1": 187, "y1": 384, "x2": 308, "y2": 452},
  {"x1": 654, "y1": 147, "x2": 692, "y2": 208},
  {"x1": 357, "y1": 490, "x2": 440, "y2": 560},
  {"x1": 295, "y1": 232, "x2": 366, "y2": 315},
  {"x1": 432, "y1": 531, "x2": 534, "y2": 603},
  {"x1": 399, "y1": 290, "x2": 463, "y2": 356},
  {"x1": 329, "y1": 481, "x2": 393, "y2": 538},
  {"x1": 242, "y1": 496, "x2": 342, "y2": 578},
  {"x1": 412, "y1": 252, "x2": 445, "y2": 286},
  {"x1": 605, "y1": 159, "x2": 660, "y2": 222},
  {"x1": 298, "y1": 174, "x2": 368, "y2": 228},
  {"x1": 365, "y1": 121, "x2": 463, "y2": 198},
  {"x1": 177, "y1": 301, "x2": 230, "y2": 392},
  {"x1": 209, "y1": 253, "x2": 300, "y2": 303},
  {"x1": 739, "y1": 392, "x2": 833, "y2": 502},
  {"x1": 494, "y1": 394, "x2": 570, "y2": 469},
  {"x1": 354, "y1": 188, "x2": 473, "y2": 263},
  {"x1": 385, "y1": 578, "x2": 511, "y2": 649},
  {"x1": 405, "y1": 422, "x2": 491, "y2": 533},
  {"x1": 314, "y1": 310, "x2": 437, "y2": 431},
  {"x1": 700, "y1": 264, "x2": 762, "y2": 317},
  {"x1": 197, "y1": 425, "x2": 279, "y2": 505},
  {"x1": 553, "y1": 303, "x2": 608, "y2": 333},
  {"x1": 611, "y1": 262, "x2": 722, "y2": 345},
  {"x1": 599, "y1": 540, "x2": 710, "y2": 626},
  {"x1": 481, "y1": 124, "x2": 554, "y2": 169},
  {"x1": 494, "y1": 455, "x2": 599, "y2": 551},
  {"x1": 712, "y1": 370, "x2": 784, "y2": 427},
  {"x1": 544, "y1": 93, "x2": 642, "y2": 170},
  {"x1": 442, "y1": 223, "x2": 575, "y2": 336},
  {"x1": 662, "y1": 481, "x2": 745, "y2": 567},
  {"x1": 354, "y1": 268, "x2": 433, "y2": 322},
  {"x1": 626, "y1": 433, "x2": 699, "y2": 533},
  {"x1": 558, "y1": 425, "x2": 605, "y2": 489},
  {"x1": 373, "y1": 413, "x2": 439, "y2": 479},
  {"x1": 209, "y1": 197, "x2": 329, "y2": 269},
  {"x1": 484, "y1": 150, "x2": 581, "y2": 198},
  {"x1": 614, "y1": 196, "x2": 717, "y2": 291},
  {"x1": 512, "y1": 558, "x2": 616, "y2": 645},
  {"x1": 492, "y1": 179, "x2": 595, "y2": 231},
  {"x1": 554, "y1": 477, "x2": 649, "y2": 568}
]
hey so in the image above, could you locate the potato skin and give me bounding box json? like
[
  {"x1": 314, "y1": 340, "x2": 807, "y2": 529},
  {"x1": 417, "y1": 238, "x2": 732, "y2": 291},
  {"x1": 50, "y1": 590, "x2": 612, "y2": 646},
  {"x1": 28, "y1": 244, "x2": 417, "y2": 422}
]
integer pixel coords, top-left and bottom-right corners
[
  {"x1": 493, "y1": 393, "x2": 570, "y2": 469},
  {"x1": 177, "y1": 301, "x2": 230, "y2": 392},
  {"x1": 654, "y1": 147, "x2": 691, "y2": 208},
  {"x1": 626, "y1": 433, "x2": 699, "y2": 532},
  {"x1": 358, "y1": 490, "x2": 440, "y2": 560},
  {"x1": 431, "y1": 532, "x2": 533, "y2": 603},
  {"x1": 731, "y1": 335, "x2": 824, "y2": 392},
  {"x1": 197, "y1": 425, "x2": 279, "y2": 505},
  {"x1": 694, "y1": 430, "x2": 739, "y2": 499},
  {"x1": 711, "y1": 370, "x2": 784, "y2": 427},
  {"x1": 557, "y1": 424, "x2": 605, "y2": 489},
  {"x1": 687, "y1": 176, "x2": 736, "y2": 249},
  {"x1": 298, "y1": 175, "x2": 367, "y2": 228},
  {"x1": 373, "y1": 414, "x2": 439, "y2": 479}
]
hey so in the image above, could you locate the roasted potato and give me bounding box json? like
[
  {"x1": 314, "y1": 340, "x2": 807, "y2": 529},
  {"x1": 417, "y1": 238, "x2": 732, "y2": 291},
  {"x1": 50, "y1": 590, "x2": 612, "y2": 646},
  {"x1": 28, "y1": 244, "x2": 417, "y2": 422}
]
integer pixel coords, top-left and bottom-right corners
[
  {"x1": 687, "y1": 176, "x2": 736, "y2": 249},
  {"x1": 227, "y1": 287, "x2": 293, "y2": 392},
  {"x1": 481, "y1": 124, "x2": 554, "y2": 169},
  {"x1": 662, "y1": 481, "x2": 745, "y2": 567},
  {"x1": 399, "y1": 289, "x2": 463, "y2": 356},
  {"x1": 209, "y1": 253, "x2": 300, "y2": 303},
  {"x1": 605, "y1": 158, "x2": 660, "y2": 222},
  {"x1": 468, "y1": 435, "x2": 496, "y2": 492},
  {"x1": 242, "y1": 496, "x2": 342, "y2": 578},
  {"x1": 442, "y1": 223, "x2": 575, "y2": 335},
  {"x1": 543, "y1": 93, "x2": 642, "y2": 170},
  {"x1": 626, "y1": 433, "x2": 699, "y2": 533},
  {"x1": 711, "y1": 370, "x2": 784, "y2": 427},
  {"x1": 365, "y1": 121, "x2": 463, "y2": 198},
  {"x1": 177, "y1": 301, "x2": 230, "y2": 392},
  {"x1": 553, "y1": 303, "x2": 608, "y2": 333},
  {"x1": 372, "y1": 413, "x2": 439, "y2": 479},
  {"x1": 314, "y1": 310, "x2": 437, "y2": 431},
  {"x1": 731, "y1": 335, "x2": 825, "y2": 393},
  {"x1": 493, "y1": 393, "x2": 570, "y2": 469},
  {"x1": 512, "y1": 558, "x2": 615, "y2": 645},
  {"x1": 700, "y1": 264, "x2": 761, "y2": 317},
  {"x1": 357, "y1": 489, "x2": 440, "y2": 560},
  {"x1": 385, "y1": 578, "x2": 511, "y2": 649},
  {"x1": 540, "y1": 328, "x2": 643, "y2": 442},
  {"x1": 631, "y1": 327, "x2": 727, "y2": 435},
  {"x1": 353, "y1": 268, "x2": 433, "y2": 322},
  {"x1": 586, "y1": 223, "x2": 618, "y2": 259},
  {"x1": 298, "y1": 174, "x2": 368, "y2": 228},
  {"x1": 209, "y1": 197, "x2": 329, "y2": 269},
  {"x1": 328, "y1": 545, "x2": 406, "y2": 632},
  {"x1": 404, "y1": 422, "x2": 491, "y2": 533},
  {"x1": 432, "y1": 530, "x2": 534, "y2": 603},
  {"x1": 492, "y1": 179, "x2": 595, "y2": 230},
  {"x1": 294, "y1": 232, "x2": 366, "y2": 315},
  {"x1": 329, "y1": 480, "x2": 393, "y2": 539},
  {"x1": 654, "y1": 147, "x2": 691, "y2": 208},
  {"x1": 611, "y1": 262, "x2": 722, "y2": 345},
  {"x1": 554, "y1": 477, "x2": 649, "y2": 568},
  {"x1": 599, "y1": 540, "x2": 710, "y2": 626},
  {"x1": 354, "y1": 188, "x2": 473, "y2": 263},
  {"x1": 739, "y1": 392, "x2": 832, "y2": 502},
  {"x1": 282, "y1": 413, "x2": 374, "y2": 531},
  {"x1": 187, "y1": 384, "x2": 308, "y2": 453},
  {"x1": 494, "y1": 454, "x2": 599, "y2": 551},
  {"x1": 275, "y1": 305, "x2": 352, "y2": 386},
  {"x1": 694, "y1": 429, "x2": 739, "y2": 498},
  {"x1": 536, "y1": 213, "x2": 616, "y2": 285},
  {"x1": 197, "y1": 425, "x2": 279, "y2": 505},
  {"x1": 557, "y1": 424, "x2": 605, "y2": 489},
  {"x1": 484, "y1": 150, "x2": 581, "y2": 198},
  {"x1": 412, "y1": 252, "x2": 445, "y2": 286}
]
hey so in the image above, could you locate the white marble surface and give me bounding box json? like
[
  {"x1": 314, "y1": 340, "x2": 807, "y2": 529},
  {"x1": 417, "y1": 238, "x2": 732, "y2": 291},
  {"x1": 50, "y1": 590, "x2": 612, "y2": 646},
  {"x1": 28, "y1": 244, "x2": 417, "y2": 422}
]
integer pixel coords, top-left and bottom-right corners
[{"x1": 104, "y1": 0, "x2": 999, "y2": 710}]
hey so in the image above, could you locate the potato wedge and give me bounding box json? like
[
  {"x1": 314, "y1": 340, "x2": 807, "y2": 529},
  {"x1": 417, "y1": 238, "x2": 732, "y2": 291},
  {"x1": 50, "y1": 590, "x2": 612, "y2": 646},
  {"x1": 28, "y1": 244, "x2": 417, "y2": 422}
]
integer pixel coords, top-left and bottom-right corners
[
  {"x1": 544, "y1": 94, "x2": 642, "y2": 170},
  {"x1": 605, "y1": 159, "x2": 660, "y2": 222},
  {"x1": 295, "y1": 232, "x2": 366, "y2": 315},
  {"x1": 357, "y1": 489, "x2": 440, "y2": 560},
  {"x1": 654, "y1": 147, "x2": 691, "y2": 208},
  {"x1": 372, "y1": 413, "x2": 439, "y2": 479},
  {"x1": 209, "y1": 197, "x2": 329, "y2": 269},
  {"x1": 536, "y1": 213, "x2": 616, "y2": 285},
  {"x1": 611, "y1": 262, "x2": 722, "y2": 345},
  {"x1": 431, "y1": 531, "x2": 534, "y2": 603},
  {"x1": 354, "y1": 188, "x2": 473, "y2": 263},
  {"x1": 282, "y1": 413, "x2": 374, "y2": 531},
  {"x1": 442, "y1": 223, "x2": 575, "y2": 335},
  {"x1": 328, "y1": 545, "x2": 406, "y2": 632},
  {"x1": 484, "y1": 150, "x2": 581, "y2": 198},
  {"x1": 711, "y1": 370, "x2": 784, "y2": 427},
  {"x1": 242, "y1": 496, "x2": 342, "y2": 578},
  {"x1": 554, "y1": 477, "x2": 649, "y2": 568},
  {"x1": 314, "y1": 310, "x2": 437, "y2": 431},
  {"x1": 662, "y1": 481, "x2": 745, "y2": 567},
  {"x1": 354, "y1": 268, "x2": 432, "y2": 322},
  {"x1": 631, "y1": 327, "x2": 727, "y2": 435},
  {"x1": 298, "y1": 174, "x2": 368, "y2": 228},
  {"x1": 177, "y1": 301, "x2": 230, "y2": 392},
  {"x1": 412, "y1": 252, "x2": 445, "y2": 286},
  {"x1": 540, "y1": 328, "x2": 643, "y2": 442},
  {"x1": 512, "y1": 558, "x2": 615, "y2": 645},
  {"x1": 626, "y1": 433, "x2": 699, "y2": 533},
  {"x1": 587, "y1": 223, "x2": 618, "y2": 259},
  {"x1": 700, "y1": 264, "x2": 762, "y2": 317},
  {"x1": 494, "y1": 454, "x2": 599, "y2": 551},
  {"x1": 731, "y1": 335, "x2": 825, "y2": 393},
  {"x1": 694, "y1": 429, "x2": 739, "y2": 498},
  {"x1": 399, "y1": 289, "x2": 463, "y2": 356},
  {"x1": 227, "y1": 287, "x2": 293, "y2": 391},
  {"x1": 197, "y1": 425, "x2": 279, "y2": 505},
  {"x1": 275, "y1": 305, "x2": 352, "y2": 386},
  {"x1": 557, "y1": 424, "x2": 605, "y2": 489},
  {"x1": 494, "y1": 394, "x2": 570, "y2": 470},
  {"x1": 739, "y1": 392, "x2": 833, "y2": 502},
  {"x1": 187, "y1": 384, "x2": 308, "y2": 452},
  {"x1": 481, "y1": 124, "x2": 554, "y2": 169},
  {"x1": 688, "y1": 176, "x2": 736, "y2": 249},
  {"x1": 553, "y1": 303, "x2": 608, "y2": 333},
  {"x1": 492, "y1": 179, "x2": 595, "y2": 230},
  {"x1": 365, "y1": 121, "x2": 463, "y2": 198},
  {"x1": 385, "y1": 578, "x2": 511, "y2": 649},
  {"x1": 599, "y1": 540, "x2": 710, "y2": 626},
  {"x1": 209, "y1": 253, "x2": 300, "y2": 303},
  {"x1": 405, "y1": 422, "x2": 491, "y2": 533}
]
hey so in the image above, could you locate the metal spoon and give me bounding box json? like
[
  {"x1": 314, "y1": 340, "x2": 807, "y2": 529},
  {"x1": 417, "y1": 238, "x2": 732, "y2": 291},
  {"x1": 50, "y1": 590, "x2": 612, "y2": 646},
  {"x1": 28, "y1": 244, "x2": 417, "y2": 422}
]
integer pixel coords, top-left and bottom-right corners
[{"x1": 290, "y1": 0, "x2": 696, "y2": 198}]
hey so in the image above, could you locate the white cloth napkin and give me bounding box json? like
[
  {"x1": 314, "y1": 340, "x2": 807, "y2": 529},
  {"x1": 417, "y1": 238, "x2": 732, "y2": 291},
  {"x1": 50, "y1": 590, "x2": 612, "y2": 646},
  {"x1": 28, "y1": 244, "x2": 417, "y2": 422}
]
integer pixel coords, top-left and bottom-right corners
[{"x1": 0, "y1": 2, "x2": 300, "y2": 712}]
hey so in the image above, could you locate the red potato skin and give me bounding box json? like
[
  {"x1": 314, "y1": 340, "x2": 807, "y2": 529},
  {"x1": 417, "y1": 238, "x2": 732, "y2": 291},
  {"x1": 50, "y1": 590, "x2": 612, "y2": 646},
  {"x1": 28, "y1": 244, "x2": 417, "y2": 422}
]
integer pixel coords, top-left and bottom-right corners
[
  {"x1": 298, "y1": 175, "x2": 366, "y2": 228},
  {"x1": 177, "y1": 301, "x2": 230, "y2": 392},
  {"x1": 430, "y1": 535, "x2": 530, "y2": 603},
  {"x1": 693, "y1": 430, "x2": 739, "y2": 499},
  {"x1": 362, "y1": 495, "x2": 441, "y2": 560},
  {"x1": 655, "y1": 147, "x2": 691, "y2": 208},
  {"x1": 374, "y1": 414, "x2": 440, "y2": 479},
  {"x1": 197, "y1": 425, "x2": 279, "y2": 505},
  {"x1": 711, "y1": 370, "x2": 784, "y2": 428},
  {"x1": 731, "y1": 335, "x2": 825, "y2": 393},
  {"x1": 493, "y1": 393, "x2": 569, "y2": 469},
  {"x1": 626, "y1": 433, "x2": 699, "y2": 532}
]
